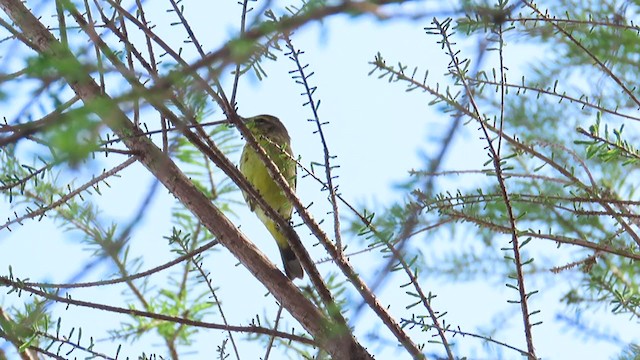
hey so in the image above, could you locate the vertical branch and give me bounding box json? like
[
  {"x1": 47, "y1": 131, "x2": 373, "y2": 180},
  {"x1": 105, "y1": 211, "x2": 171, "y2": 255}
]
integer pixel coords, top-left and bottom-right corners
[
  {"x1": 353, "y1": 38, "x2": 489, "y2": 324},
  {"x1": 230, "y1": 0, "x2": 253, "y2": 108},
  {"x1": 55, "y1": 0, "x2": 67, "y2": 46},
  {"x1": 134, "y1": 0, "x2": 168, "y2": 152},
  {"x1": 283, "y1": 34, "x2": 343, "y2": 253},
  {"x1": 116, "y1": 5, "x2": 140, "y2": 127},
  {"x1": 83, "y1": 0, "x2": 105, "y2": 92},
  {"x1": 428, "y1": 17, "x2": 538, "y2": 359},
  {"x1": 496, "y1": 24, "x2": 505, "y2": 156},
  {"x1": 263, "y1": 305, "x2": 284, "y2": 360}
]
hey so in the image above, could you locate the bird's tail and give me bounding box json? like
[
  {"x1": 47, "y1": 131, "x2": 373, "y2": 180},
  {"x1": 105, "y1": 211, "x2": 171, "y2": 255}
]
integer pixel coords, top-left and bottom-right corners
[
  {"x1": 279, "y1": 244, "x2": 304, "y2": 280},
  {"x1": 267, "y1": 220, "x2": 304, "y2": 279}
]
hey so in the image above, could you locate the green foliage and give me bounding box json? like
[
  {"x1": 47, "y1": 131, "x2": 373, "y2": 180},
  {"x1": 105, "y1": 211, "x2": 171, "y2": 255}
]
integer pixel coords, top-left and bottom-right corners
[
  {"x1": 45, "y1": 111, "x2": 101, "y2": 168},
  {"x1": 615, "y1": 343, "x2": 640, "y2": 360},
  {"x1": 3, "y1": 0, "x2": 640, "y2": 359},
  {"x1": 352, "y1": 0, "x2": 640, "y2": 357},
  {"x1": 0, "y1": 299, "x2": 48, "y2": 348}
]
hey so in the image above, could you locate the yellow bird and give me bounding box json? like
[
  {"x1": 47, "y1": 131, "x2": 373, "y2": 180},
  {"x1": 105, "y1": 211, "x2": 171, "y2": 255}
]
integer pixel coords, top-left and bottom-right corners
[{"x1": 239, "y1": 115, "x2": 303, "y2": 279}]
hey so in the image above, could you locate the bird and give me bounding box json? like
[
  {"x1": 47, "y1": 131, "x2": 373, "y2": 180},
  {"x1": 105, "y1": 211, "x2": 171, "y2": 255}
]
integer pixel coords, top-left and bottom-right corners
[{"x1": 239, "y1": 115, "x2": 304, "y2": 279}]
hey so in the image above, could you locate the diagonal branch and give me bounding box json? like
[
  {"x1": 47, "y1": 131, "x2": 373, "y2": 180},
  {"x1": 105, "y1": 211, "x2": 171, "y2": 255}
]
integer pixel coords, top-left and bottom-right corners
[{"x1": 0, "y1": 1, "x2": 372, "y2": 358}]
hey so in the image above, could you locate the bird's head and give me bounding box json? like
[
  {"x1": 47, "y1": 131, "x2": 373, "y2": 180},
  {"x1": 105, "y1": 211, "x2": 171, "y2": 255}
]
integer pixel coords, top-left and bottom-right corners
[{"x1": 243, "y1": 115, "x2": 290, "y2": 142}]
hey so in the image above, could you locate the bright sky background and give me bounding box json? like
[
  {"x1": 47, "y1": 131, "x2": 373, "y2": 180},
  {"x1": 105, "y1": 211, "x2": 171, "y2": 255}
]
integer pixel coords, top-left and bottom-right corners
[{"x1": 1, "y1": 1, "x2": 638, "y2": 359}]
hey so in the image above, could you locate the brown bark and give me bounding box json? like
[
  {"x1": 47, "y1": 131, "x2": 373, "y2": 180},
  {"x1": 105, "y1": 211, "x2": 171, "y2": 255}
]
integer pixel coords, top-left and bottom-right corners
[{"x1": 0, "y1": 0, "x2": 372, "y2": 358}]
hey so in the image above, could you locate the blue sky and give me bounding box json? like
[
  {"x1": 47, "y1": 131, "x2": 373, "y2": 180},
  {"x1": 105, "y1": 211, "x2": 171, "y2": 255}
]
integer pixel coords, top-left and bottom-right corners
[{"x1": 1, "y1": 1, "x2": 638, "y2": 359}]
